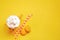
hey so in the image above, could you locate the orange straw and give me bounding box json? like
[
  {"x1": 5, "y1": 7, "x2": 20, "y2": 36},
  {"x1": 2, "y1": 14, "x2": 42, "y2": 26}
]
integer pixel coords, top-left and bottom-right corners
[{"x1": 14, "y1": 14, "x2": 32, "y2": 40}]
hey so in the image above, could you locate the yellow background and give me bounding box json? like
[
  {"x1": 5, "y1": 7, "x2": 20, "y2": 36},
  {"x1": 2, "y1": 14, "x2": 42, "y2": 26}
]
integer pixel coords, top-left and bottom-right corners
[{"x1": 0, "y1": 0, "x2": 60, "y2": 40}]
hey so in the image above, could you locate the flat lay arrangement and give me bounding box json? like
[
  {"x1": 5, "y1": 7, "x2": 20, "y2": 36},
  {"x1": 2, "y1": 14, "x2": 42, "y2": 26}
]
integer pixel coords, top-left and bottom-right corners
[{"x1": 6, "y1": 14, "x2": 32, "y2": 40}]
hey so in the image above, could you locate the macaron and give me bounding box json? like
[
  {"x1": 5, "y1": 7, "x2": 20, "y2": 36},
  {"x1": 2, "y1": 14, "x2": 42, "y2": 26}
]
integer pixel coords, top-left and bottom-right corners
[
  {"x1": 24, "y1": 25, "x2": 31, "y2": 33},
  {"x1": 20, "y1": 29, "x2": 27, "y2": 36},
  {"x1": 20, "y1": 25, "x2": 31, "y2": 36}
]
